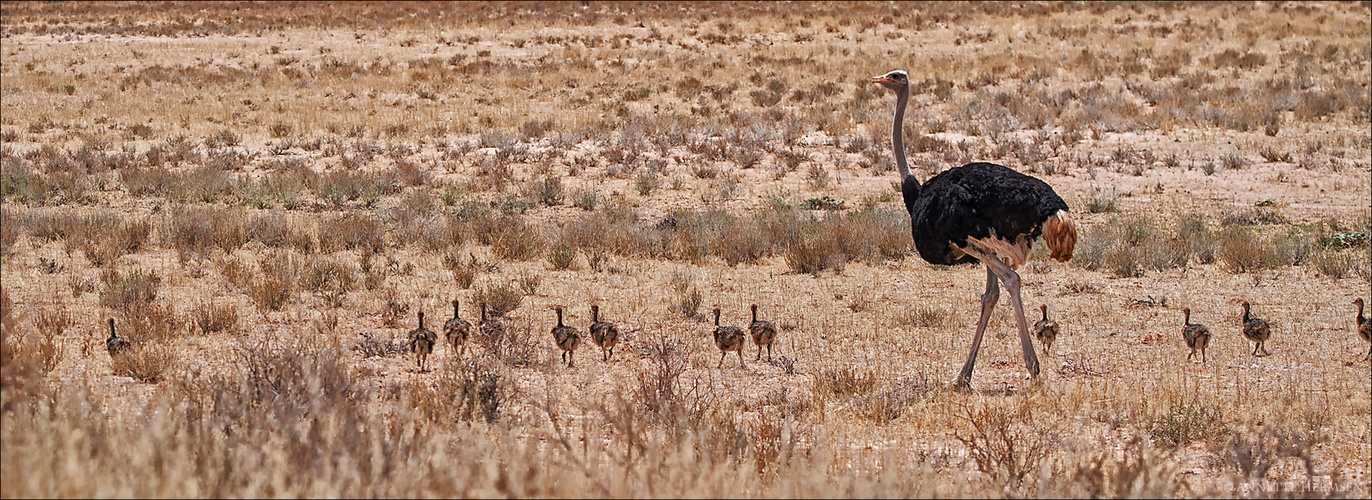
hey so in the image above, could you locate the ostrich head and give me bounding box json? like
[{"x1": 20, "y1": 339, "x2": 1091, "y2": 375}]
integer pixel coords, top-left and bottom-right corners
[{"x1": 871, "y1": 70, "x2": 909, "y2": 91}]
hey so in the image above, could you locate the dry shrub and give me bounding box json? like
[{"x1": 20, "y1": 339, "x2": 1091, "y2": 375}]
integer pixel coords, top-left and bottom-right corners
[
  {"x1": 712, "y1": 213, "x2": 768, "y2": 267},
  {"x1": 782, "y1": 206, "x2": 908, "y2": 275},
  {"x1": 474, "y1": 281, "x2": 523, "y2": 318},
  {"x1": 31, "y1": 306, "x2": 70, "y2": 375},
  {"x1": 352, "y1": 330, "x2": 406, "y2": 358},
  {"x1": 489, "y1": 218, "x2": 544, "y2": 261},
  {"x1": 1213, "y1": 424, "x2": 1329, "y2": 491},
  {"x1": 955, "y1": 399, "x2": 1061, "y2": 492},
  {"x1": 1266, "y1": 230, "x2": 1314, "y2": 267},
  {"x1": 784, "y1": 237, "x2": 842, "y2": 275},
  {"x1": 524, "y1": 175, "x2": 563, "y2": 206},
  {"x1": 377, "y1": 287, "x2": 410, "y2": 328},
  {"x1": 301, "y1": 254, "x2": 357, "y2": 307},
  {"x1": 1085, "y1": 187, "x2": 1119, "y2": 213},
  {"x1": 249, "y1": 251, "x2": 299, "y2": 312},
  {"x1": 247, "y1": 211, "x2": 316, "y2": 253},
  {"x1": 1176, "y1": 212, "x2": 1215, "y2": 265},
  {"x1": 116, "y1": 301, "x2": 181, "y2": 344},
  {"x1": 320, "y1": 213, "x2": 384, "y2": 254},
  {"x1": 1053, "y1": 438, "x2": 1175, "y2": 498},
  {"x1": 72, "y1": 211, "x2": 151, "y2": 267},
  {"x1": 1149, "y1": 397, "x2": 1230, "y2": 448},
  {"x1": 442, "y1": 250, "x2": 486, "y2": 289},
  {"x1": 1073, "y1": 215, "x2": 1187, "y2": 277},
  {"x1": 474, "y1": 313, "x2": 539, "y2": 368},
  {"x1": 217, "y1": 254, "x2": 254, "y2": 290},
  {"x1": 99, "y1": 268, "x2": 160, "y2": 314},
  {"x1": 630, "y1": 327, "x2": 716, "y2": 429},
  {"x1": 313, "y1": 170, "x2": 381, "y2": 208},
  {"x1": 850, "y1": 374, "x2": 935, "y2": 423},
  {"x1": 31, "y1": 305, "x2": 72, "y2": 341},
  {"x1": 1, "y1": 287, "x2": 45, "y2": 407},
  {"x1": 110, "y1": 342, "x2": 175, "y2": 383},
  {"x1": 1221, "y1": 206, "x2": 1285, "y2": 226},
  {"x1": 1308, "y1": 248, "x2": 1367, "y2": 279},
  {"x1": 162, "y1": 204, "x2": 248, "y2": 260},
  {"x1": 0, "y1": 207, "x2": 17, "y2": 258},
  {"x1": 894, "y1": 303, "x2": 957, "y2": 329},
  {"x1": 191, "y1": 298, "x2": 238, "y2": 335},
  {"x1": 1217, "y1": 227, "x2": 1270, "y2": 273},
  {"x1": 249, "y1": 277, "x2": 293, "y2": 311},
  {"x1": 238, "y1": 340, "x2": 358, "y2": 411},
  {"x1": 667, "y1": 270, "x2": 702, "y2": 319},
  {"x1": 813, "y1": 365, "x2": 877, "y2": 398},
  {"x1": 546, "y1": 241, "x2": 576, "y2": 271},
  {"x1": 421, "y1": 357, "x2": 515, "y2": 424}
]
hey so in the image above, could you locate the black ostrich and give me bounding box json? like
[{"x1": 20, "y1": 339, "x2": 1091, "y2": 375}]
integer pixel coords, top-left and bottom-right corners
[{"x1": 873, "y1": 70, "x2": 1078, "y2": 390}]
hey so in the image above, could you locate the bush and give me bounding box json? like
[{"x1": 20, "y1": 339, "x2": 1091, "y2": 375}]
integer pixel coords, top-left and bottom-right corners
[
  {"x1": 525, "y1": 175, "x2": 563, "y2": 206},
  {"x1": 1176, "y1": 213, "x2": 1215, "y2": 265},
  {"x1": 192, "y1": 299, "x2": 238, "y2": 335},
  {"x1": 250, "y1": 277, "x2": 293, "y2": 311},
  {"x1": 546, "y1": 242, "x2": 576, "y2": 271},
  {"x1": 111, "y1": 343, "x2": 176, "y2": 383},
  {"x1": 489, "y1": 218, "x2": 544, "y2": 261},
  {"x1": 1150, "y1": 398, "x2": 1228, "y2": 448},
  {"x1": 894, "y1": 304, "x2": 957, "y2": 329},
  {"x1": 474, "y1": 281, "x2": 523, "y2": 318},
  {"x1": 1073, "y1": 215, "x2": 1186, "y2": 277},
  {"x1": 117, "y1": 301, "x2": 182, "y2": 344},
  {"x1": 1085, "y1": 188, "x2": 1119, "y2": 213},
  {"x1": 1217, "y1": 226, "x2": 1270, "y2": 273},
  {"x1": 955, "y1": 401, "x2": 1060, "y2": 491},
  {"x1": 1308, "y1": 248, "x2": 1366, "y2": 279},
  {"x1": 301, "y1": 254, "x2": 357, "y2": 307},
  {"x1": 99, "y1": 268, "x2": 160, "y2": 314},
  {"x1": 162, "y1": 205, "x2": 248, "y2": 260},
  {"x1": 320, "y1": 213, "x2": 384, "y2": 254},
  {"x1": 71, "y1": 211, "x2": 151, "y2": 268}
]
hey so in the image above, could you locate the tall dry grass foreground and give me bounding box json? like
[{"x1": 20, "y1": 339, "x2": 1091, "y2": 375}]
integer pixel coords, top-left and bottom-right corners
[{"x1": 2, "y1": 1, "x2": 1369, "y2": 498}]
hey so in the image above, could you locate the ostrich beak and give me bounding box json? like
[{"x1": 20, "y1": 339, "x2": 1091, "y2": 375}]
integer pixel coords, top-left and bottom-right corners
[{"x1": 871, "y1": 75, "x2": 893, "y2": 84}]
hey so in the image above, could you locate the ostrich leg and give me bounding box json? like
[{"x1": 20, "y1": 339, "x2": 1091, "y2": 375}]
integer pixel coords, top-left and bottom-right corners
[
  {"x1": 955, "y1": 268, "x2": 1000, "y2": 390},
  {"x1": 973, "y1": 249, "x2": 1042, "y2": 381}
]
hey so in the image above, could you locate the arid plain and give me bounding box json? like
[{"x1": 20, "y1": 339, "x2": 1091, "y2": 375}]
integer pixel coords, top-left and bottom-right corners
[{"x1": 1, "y1": 2, "x2": 1369, "y2": 497}]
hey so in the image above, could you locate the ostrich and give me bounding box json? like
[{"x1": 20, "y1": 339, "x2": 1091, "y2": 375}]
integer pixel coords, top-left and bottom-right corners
[
  {"x1": 409, "y1": 312, "x2": 437, "y2": 372},
  {"x1": 551, "y1": 306, "x2": 581, "y2": 367},
  {"x1": 712, "y1": 307, "x2": 746, "y2": 368},
  {"x1": 1181, "y1": 308, "x2": 1211, "y2": 363},
  {"x1": 1239, "y1": 301, "x2": 1271, "y2": 357},
  {"x1": 1354, "y1": 298, "x2": 1369, "y2": 360},
  {"x1": 873, "y1": 70, "x2": 1078, "y2": 390},
  {"x1": 749, "y1": 304, "x2": 778, "y2": 361},
  {"x1": 589, "y1": 304, "x2": 621, "y2": 362},
  {"x1": 478, "y1": 301, "x2": 505, "y2": 345},
  {"x1": 105, "y1": 318, "x2": 130, "y2": 356},
  {"x1": 1033, "y1": 304, "x2": 1060, "y2": 356},
  {"x1": 444, "y1": 299, "x2": 471, "y2": 358}
]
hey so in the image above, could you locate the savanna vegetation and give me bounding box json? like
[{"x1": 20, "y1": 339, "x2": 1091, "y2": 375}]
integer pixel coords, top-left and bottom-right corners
[{"x1": 2, "y1": 2, "x2": 1369, "y2": 497}]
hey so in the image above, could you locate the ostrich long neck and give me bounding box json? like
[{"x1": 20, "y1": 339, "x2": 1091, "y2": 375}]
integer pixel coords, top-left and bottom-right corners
[{"x1": 891, "y1": 84, "x2": 912, "y2": 180}]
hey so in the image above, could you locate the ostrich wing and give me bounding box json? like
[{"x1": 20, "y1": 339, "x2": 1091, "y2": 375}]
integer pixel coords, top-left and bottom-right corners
[{"x1": 909, "y1": 163, "x2": 1069, "y2": 266}]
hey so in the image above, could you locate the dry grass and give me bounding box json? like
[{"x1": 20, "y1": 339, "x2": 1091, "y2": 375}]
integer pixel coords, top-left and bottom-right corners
[{"x1": 2, "y1": 2, "x2": 1369, "y2": 498}]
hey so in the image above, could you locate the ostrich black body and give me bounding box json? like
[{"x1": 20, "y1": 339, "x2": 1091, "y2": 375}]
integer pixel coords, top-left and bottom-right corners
[{"x1": 904, "y1": 162, "x2": 1070, "y2": 266}]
